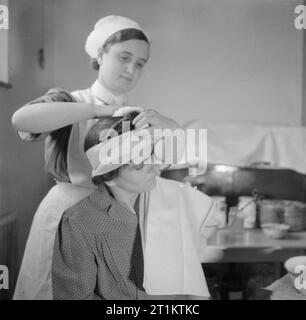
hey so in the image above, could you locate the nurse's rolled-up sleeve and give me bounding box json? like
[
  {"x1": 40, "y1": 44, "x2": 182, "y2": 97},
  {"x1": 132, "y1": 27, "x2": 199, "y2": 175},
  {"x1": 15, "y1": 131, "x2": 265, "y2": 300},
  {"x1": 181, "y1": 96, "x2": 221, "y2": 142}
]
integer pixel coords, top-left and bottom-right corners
[
  {"x1": 52, "y1": 214, "x2": 99, "y2": 300},
  {"x1": 16, "y1": 88, "x2": 75, "y2": 142}
]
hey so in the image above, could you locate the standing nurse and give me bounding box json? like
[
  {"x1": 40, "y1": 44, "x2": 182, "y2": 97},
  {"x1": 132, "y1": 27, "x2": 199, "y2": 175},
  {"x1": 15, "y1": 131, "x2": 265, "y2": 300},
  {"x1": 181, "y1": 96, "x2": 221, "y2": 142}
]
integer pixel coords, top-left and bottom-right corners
[{"x1": 12, "y1": 15, "x2": 179, "y2": 299}]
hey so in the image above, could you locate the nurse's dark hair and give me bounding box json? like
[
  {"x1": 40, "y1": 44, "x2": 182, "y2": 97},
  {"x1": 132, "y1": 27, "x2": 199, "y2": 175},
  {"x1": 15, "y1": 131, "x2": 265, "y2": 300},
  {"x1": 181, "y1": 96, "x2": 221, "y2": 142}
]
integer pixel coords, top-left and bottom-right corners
[
  {"x1": 91, "y1": 28, "x2": 149, "y2": 70},
  {"x1": 84, "y1": 111, "x2": 140, "y2": 186}
]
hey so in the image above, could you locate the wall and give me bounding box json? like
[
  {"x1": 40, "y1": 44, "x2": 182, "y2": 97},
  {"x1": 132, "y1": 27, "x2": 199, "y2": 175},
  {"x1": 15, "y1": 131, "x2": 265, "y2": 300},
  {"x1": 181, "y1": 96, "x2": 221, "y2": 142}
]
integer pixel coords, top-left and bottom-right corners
[
  {"x1": 302, "y1": 6, "x2": 306, "y2": 125},
  {"x1": 48, "y1": 0, "x2": 303, "y2": 126},
  {"x1": 0, "y1": 0, "x2": 54, "y2": 280},
  {"x1": 0, "y1": 0, "x2": 9, "y2": 84}
]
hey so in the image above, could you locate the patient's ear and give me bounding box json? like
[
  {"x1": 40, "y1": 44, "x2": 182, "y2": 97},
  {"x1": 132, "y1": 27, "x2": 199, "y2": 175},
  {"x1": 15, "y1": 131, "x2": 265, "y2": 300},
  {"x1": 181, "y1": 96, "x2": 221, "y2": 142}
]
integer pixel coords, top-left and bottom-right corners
[{"x1": 104, "y1": 180, "x2": 116, "y2": 187}]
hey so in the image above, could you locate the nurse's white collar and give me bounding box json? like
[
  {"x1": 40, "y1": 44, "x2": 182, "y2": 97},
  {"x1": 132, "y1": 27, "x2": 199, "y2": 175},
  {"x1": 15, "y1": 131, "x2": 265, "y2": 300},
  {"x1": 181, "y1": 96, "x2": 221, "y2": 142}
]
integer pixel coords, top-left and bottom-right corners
[{"x1": 90, "y1": 80, "x2": 127, "y2": 106}]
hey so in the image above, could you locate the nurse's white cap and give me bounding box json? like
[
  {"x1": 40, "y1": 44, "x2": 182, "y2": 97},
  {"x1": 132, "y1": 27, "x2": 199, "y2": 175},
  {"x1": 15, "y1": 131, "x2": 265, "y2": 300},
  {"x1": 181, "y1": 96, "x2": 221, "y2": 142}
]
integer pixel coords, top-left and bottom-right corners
[{"x1": 85, "y1": 15, "x2": 149, "y2": 59}]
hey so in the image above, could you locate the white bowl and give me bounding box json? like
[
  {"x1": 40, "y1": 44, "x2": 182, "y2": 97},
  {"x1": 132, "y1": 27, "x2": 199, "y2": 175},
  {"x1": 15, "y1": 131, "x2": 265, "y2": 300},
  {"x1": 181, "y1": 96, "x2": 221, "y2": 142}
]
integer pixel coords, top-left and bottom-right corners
[
  {"x1": 261, "y1": 223, "x2": 290, "y2": 239},
  {"x1": 284, "y1": 256, "x2": 306, "y2": 296}
]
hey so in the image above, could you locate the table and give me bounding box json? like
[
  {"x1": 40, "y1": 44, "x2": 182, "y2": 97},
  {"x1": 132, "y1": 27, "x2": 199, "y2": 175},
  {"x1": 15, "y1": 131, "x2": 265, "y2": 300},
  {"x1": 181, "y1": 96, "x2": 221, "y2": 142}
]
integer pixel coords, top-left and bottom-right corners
[
  {"x1": 201, "y1": 228, "x2": 306, "y2": 263},
  {"x1": 200, "y1": 228, "x2": 306, "y2": 299}
]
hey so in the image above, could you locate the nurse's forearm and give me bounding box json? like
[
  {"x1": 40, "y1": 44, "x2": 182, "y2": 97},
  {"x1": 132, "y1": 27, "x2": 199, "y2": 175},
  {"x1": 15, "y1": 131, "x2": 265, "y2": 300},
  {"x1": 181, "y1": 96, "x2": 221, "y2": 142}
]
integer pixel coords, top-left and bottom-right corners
[{"x1": 12, "y1": 102, "x2": 110, "y2": 133}]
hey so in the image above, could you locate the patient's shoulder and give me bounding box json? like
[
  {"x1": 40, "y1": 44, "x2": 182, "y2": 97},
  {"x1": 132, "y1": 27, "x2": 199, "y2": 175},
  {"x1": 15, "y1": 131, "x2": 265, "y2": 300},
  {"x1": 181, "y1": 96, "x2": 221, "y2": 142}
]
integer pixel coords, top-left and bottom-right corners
[{"x1": 60, "y1": 191, "x2": 110, "y2": 233}]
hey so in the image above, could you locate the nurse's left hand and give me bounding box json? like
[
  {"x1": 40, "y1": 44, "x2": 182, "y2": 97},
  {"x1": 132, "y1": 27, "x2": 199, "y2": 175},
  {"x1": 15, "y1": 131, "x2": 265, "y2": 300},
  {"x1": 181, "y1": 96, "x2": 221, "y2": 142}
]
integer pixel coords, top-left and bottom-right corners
[{"x1": 132, "y1": 110, "x2": 180, "y2": 132}]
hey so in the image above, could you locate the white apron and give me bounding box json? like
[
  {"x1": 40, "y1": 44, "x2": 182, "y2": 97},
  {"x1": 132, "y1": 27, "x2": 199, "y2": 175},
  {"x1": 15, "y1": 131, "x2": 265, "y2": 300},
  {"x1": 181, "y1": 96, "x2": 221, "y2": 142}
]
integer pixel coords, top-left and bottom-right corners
[{"x1": 13, "y1": 183, "x2": 94, "y2": 299}]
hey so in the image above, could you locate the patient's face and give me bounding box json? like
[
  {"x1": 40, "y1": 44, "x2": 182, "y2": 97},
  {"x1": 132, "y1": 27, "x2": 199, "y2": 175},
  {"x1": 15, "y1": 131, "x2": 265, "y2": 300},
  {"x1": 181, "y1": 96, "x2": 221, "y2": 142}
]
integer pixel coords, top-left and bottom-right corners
[{"x1": 114, "y1": 162, "x2": 160, "y2": 193}]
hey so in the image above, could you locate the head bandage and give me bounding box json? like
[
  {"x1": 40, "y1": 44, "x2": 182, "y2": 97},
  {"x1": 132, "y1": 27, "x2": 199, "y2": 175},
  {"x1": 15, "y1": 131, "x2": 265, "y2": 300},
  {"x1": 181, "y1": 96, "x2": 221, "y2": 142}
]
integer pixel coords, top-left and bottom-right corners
[
  {"x1": 86, "y1": 129, "x2": 157, "y2": 177},
  {"x1": 86, "y1": 106, "x2": 150, "y2": 177},
  {"x1": 86, "y1": 105, "x2": 186, "y2": 177},
  {"x1": 85, "y1": 15, "x2": 149, "y2": 59}
]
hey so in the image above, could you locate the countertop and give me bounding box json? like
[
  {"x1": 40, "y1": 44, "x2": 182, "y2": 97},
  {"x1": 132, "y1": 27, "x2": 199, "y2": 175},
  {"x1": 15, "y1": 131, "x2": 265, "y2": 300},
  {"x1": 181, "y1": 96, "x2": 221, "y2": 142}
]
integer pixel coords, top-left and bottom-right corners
[
  {"x1": 201, "y1": 228, "x2": 306, "y2": 263},
  {"x1": 207, "y1": 228, "x2": 306, "y2": 249}
]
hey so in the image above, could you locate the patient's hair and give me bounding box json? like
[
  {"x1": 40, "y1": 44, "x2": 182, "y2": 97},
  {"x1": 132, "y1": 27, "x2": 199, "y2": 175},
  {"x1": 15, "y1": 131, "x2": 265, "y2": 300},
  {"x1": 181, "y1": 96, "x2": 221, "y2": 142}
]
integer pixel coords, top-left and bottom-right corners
[{"x1": 84, "y1": 111, "x2": 140, "y2": 186}]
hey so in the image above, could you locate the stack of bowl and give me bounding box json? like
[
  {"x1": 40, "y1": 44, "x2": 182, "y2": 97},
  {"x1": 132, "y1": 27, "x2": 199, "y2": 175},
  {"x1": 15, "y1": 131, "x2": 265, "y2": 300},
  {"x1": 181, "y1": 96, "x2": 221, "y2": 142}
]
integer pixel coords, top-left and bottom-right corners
[
  {"x1": 258, "y1": 200, "x2": 306, "y2": 232},
  {"x1": 283, "y1": 201, "x2": 306, "y2": 232},
  {"x1": 258, "y1": 199, "x2": 284, "y2": 225}
]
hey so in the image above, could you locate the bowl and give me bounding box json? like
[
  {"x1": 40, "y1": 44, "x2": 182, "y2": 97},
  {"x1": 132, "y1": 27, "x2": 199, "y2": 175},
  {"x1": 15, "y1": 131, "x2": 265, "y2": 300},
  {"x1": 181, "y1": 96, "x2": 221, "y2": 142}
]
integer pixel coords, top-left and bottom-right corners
[
  {"x1": 261, "y1": 223, "x2": 290, "y2": 239},
  {"x1": 284, "y1": 256, "x2": 306, "y2": 296}
]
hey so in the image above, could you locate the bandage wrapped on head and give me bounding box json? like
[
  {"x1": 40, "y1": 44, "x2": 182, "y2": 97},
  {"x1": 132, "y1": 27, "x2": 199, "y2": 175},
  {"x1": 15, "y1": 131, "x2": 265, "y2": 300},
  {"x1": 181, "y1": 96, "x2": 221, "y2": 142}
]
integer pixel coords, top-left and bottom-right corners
[
  {"x1": 86, "y1": 126, "x2": 156, "y2": 177},
  {"x1": 85, "y1": 108, "x2": 182, "y2": 178},
  {"x1": 85, "y1": 15, "x2": 150, "y2": 59}
]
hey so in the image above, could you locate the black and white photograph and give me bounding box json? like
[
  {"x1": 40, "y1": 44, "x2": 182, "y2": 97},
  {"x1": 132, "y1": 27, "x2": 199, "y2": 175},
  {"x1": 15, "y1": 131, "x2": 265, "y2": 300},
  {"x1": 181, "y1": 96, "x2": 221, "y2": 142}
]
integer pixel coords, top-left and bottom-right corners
[{"x1": 1, "y1": 0, "x2": 306, "y2": 305}]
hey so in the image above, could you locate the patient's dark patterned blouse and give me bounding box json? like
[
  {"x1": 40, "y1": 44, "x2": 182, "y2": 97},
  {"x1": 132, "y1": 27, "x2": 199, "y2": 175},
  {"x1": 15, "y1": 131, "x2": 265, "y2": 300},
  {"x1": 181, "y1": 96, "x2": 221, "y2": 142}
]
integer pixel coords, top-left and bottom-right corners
[{"x1": 52, "y1": 184, "x2": 180, "y2": 300}]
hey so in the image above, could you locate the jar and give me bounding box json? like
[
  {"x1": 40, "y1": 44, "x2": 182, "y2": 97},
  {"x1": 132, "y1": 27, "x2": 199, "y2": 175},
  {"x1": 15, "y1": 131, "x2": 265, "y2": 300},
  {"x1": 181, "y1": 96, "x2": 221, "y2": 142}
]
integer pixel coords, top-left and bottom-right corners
[
  {"x1": 212, "y1": 196, "x2": 227, "y2": 229},
  {"x1": 238, "y1": 196, "x2": 256, "y2": 229},
  {"x1": 228, "y1": 206, "x2": 244, "y2": 232}
]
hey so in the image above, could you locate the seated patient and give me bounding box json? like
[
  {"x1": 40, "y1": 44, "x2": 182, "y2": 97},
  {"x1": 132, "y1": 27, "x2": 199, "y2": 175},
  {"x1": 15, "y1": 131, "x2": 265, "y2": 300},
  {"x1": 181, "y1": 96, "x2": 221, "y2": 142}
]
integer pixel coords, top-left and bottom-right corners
[{"x1": 52, "y1": 111, "x2": 215, "y2": 300}]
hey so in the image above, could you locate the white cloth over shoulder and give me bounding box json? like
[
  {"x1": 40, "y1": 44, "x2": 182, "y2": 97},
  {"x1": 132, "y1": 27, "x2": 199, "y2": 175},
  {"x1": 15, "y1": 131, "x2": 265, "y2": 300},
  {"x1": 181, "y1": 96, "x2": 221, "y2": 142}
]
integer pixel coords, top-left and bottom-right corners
[{"x1": 142, "y1": 177, "x2": 214, "y2": 297}]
